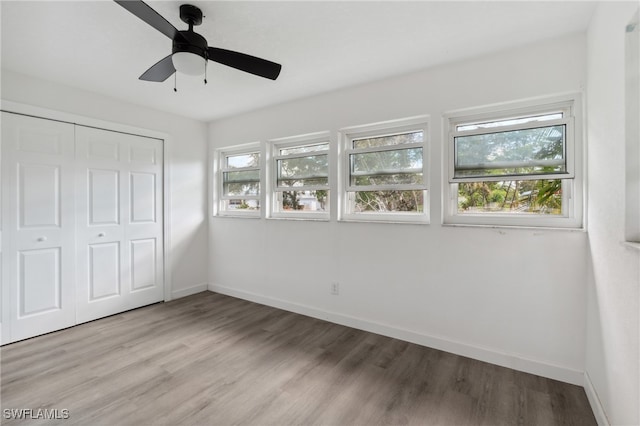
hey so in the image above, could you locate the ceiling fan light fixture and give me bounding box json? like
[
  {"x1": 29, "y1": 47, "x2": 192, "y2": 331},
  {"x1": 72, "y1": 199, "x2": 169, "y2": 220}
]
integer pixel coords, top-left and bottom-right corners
[{"x1": 172, "y1": 51, "x2": 205, "y2": 76}]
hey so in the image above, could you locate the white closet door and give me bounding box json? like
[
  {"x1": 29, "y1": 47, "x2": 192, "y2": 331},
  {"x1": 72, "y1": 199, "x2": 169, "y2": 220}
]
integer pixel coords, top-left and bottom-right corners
[
  {"x1": 75, "y1": 126, "x2": 163, "y2": 323},
  {"x1": 1, "y1": 112, "x2": 76, "y2": 342},
  {"x1": 126, "y1": 134, "x2": 164, "y2": 309}
]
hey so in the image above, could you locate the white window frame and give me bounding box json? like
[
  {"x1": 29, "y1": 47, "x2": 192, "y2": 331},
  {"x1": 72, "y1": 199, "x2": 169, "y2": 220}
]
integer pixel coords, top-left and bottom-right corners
[
  {"x1": 340, "y1": 116, "x2": 429, "y2": 223},
  {"x1": 443, "y1": 93, "x2": 584, "y2": 229},
  {"x1": 214, "y1": 142, "x2": 262, "y2": 218},
  {"x1": 268, "y1": 132, "x2": 331, "y2": 220},
  {"x1": 625, "y1": 10, "x2": 640, "y2": 243}
]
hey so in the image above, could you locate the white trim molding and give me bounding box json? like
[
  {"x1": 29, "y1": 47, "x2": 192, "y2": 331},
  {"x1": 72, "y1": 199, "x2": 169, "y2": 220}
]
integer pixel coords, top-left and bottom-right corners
[
  {"x1": 171, "y1": 282, "x2": 209, "y2": 300},
  {"x1": 584, "y1": 370, "x2": 610, "y2": 426}
]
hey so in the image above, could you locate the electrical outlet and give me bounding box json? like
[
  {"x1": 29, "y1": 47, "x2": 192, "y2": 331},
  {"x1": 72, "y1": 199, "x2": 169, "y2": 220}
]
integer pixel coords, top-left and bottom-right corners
[{"x1": 330, "y1": 282, "x2": 340, "y2": 295}]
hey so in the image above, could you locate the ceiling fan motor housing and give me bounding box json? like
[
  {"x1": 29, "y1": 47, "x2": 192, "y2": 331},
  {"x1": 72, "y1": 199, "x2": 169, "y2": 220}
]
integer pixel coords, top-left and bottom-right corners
[{"x1": 173, "y1": 30, "x2": 208, "y2": 59}]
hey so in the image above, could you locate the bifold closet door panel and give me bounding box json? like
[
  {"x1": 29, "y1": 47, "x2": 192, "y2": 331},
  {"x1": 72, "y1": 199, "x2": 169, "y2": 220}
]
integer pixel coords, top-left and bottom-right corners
[
  {"x1": 125, "y1": 133, "x2": 164, "y2": 310},
  {"x1": 1, "y1": 112, "x2": 77, "y2": 343},
  {"x1": 75, "y1": 126, "x2": 163, "y2": 324}
]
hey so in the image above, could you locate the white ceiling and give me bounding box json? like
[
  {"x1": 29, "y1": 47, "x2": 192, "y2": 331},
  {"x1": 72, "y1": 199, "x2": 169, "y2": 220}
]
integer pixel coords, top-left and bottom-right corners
[{"x1": 1, "y1": 1, "x2": 597, "y2": 122}]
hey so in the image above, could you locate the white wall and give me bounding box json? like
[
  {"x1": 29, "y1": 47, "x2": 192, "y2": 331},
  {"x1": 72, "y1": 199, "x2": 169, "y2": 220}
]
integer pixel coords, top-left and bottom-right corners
[
  {"x1": 1, "y1": 70, "x2": 209, "y2": 299},
  {"x1": 585, "y1": 3, "x2": 640, "y2": 425},
  {"x1": 209, "y1": 33, "x2": 589, "y2": 384}
]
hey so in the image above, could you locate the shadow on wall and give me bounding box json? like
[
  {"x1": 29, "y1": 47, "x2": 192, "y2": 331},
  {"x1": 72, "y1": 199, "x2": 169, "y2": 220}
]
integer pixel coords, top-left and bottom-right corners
[
  {"x1": 584, "y1": 243, "x2": 611, "y2": 424},
  {"x1": 169, "y1": 160, "x2": 208, "y2": 294}
]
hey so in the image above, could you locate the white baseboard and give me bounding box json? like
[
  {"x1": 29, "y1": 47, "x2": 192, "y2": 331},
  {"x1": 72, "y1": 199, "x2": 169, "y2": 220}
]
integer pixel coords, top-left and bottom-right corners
[
  {"x1": 584, "y1": 371, "x2": 610, "y2": 425},
  {"x1": 208, "y1": 283, "x2": 584, "y2": 386},
  {"x1": 171, "y1": 282, "x2": 208, "y2": 300}
]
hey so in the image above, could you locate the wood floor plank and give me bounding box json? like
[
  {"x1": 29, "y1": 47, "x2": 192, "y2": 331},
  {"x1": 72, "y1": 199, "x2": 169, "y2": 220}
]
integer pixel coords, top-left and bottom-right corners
[{"x1": 1, "y1": 292, "x2": 597, "y2": 425}]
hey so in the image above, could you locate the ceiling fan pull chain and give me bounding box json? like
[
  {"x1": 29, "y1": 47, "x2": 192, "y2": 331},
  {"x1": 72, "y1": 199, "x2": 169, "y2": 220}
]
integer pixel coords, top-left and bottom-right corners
[
  {"x1": 204, "y1": 60, "x2": 208, "y2": 85},
  {"x1": 174, "y1": 73, "x2": 178, "y2": 92}
]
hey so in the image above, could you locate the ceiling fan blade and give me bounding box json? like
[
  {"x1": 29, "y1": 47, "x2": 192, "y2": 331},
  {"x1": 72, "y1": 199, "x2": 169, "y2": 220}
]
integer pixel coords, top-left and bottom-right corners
[
  {"x1": 114, "y1": 0, "x2": 180, "y2": 40},
  {"x1": 207, "y1": 47, "x2": 282, "y2": 80},
  {"x1": 139, "y1": 55, "x2": 175, "y2": 82}
]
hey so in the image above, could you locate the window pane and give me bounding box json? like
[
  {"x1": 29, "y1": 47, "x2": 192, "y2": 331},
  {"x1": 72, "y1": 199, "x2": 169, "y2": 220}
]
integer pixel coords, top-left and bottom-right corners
[
  {"x1": 351, "y1": 148, "x2": 422, "y2": 174},
  {"x1": 280, "y1": 143, "x2": 329, "y2": 155},
  {"x1": 223, "y1": 199, "x2": 260, "y2": 211},
  {"x1": 351, "y1": 190, "x2": 424, "y2": 213},
  {"x1": 224, "y1": 182, "x2": 259, "y2": 196},
  {"x1": 454, "y1": 125, "x2": 565, "y2": 178},
  {"x1": 223, "y1": 170, "x2": 260, "y2": 183},
  {"x1": 278, "y1": 154, "x2": 329, "y2": 186},
  {"x1": 277, "y1": 190, "x2": 329, "y2": 212},
  {"x1": 278, "y1": 177, "x2": 328, "y2": 188},
  {"x1": 223, "y1": 170, "x2": 260, "y2": 196},
  {"x1": 353, "y1": 131, "x2": 423, "y2": 149},
  {"x1": 277, "y1": 154, "x2": 328, "y2": 187},
  {"x1": 226, "y1": 153, "x2": 259, "y2": 169},
  {"x1": 457, "y1": 179, "x2": 563, "y2": 215},
  {"x1": 456, "y1": 113, "x2": 562, "y2": 132},
  {"x1": 352, "y1": 173, "x2": 423, "y2": 186}
]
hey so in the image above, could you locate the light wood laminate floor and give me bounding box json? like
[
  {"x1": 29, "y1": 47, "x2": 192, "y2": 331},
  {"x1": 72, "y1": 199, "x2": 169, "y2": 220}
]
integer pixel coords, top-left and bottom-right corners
[{"x1": 2, "y1": 292, "x2": 596, "y2": 425}]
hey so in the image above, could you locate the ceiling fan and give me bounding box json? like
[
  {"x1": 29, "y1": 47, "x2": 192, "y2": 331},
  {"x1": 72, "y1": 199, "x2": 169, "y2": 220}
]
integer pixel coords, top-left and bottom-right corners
[{"x1": 114, "y1": 1, "x2": 282, "y2": 83}]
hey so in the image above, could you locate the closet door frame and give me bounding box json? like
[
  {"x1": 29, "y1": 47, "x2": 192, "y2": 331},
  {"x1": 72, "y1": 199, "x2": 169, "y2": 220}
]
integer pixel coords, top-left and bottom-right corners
[{"x1": 1, "y1": 100, "x2": 173, "y2": 342}]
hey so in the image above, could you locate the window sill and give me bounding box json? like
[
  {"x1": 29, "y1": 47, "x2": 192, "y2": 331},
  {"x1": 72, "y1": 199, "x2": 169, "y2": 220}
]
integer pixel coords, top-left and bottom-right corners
[
  {"x1": 441, "y1": 222, "x2": 586, "y2": 232},
  {"x1": 623, "y1": 241, "x2": 640, "y2": 251},
  {"x1": 340, "y1": 214, "x2": 429, "y2": 225},
  {"x1": 267, "y1": 215, "x2": 330, "y2": 222},
  {"x1": 215, "y1": 213, "x2": 261, "y2": 219}
]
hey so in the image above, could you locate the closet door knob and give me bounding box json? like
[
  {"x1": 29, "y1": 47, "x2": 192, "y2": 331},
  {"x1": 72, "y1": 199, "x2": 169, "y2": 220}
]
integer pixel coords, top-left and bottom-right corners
[
  {"x1": 98, "y1": 232, "x2": 106, "y2": 237},
  {"x1": 37, "y1": 236, "x2": 47, "y2": 242}
]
